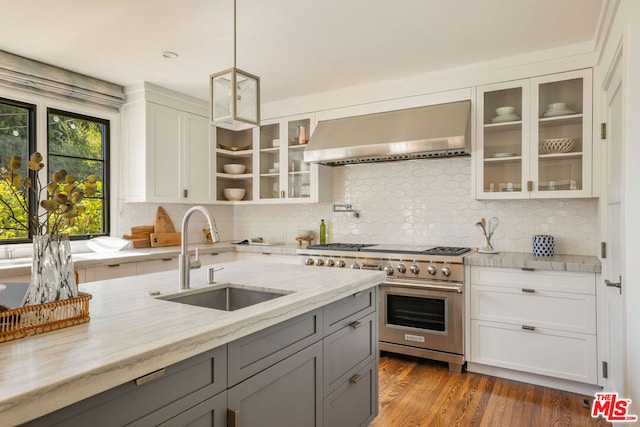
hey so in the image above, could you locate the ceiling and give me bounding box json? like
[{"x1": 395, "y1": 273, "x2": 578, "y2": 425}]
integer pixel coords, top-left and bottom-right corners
[{"x1": 0, "y1": 0, "x2": 604, "y2": 105}]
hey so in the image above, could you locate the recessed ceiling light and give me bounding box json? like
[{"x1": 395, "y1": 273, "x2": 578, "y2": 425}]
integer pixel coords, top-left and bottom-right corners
[{"x1": 162, "y1": 51, "x2": 179, "y2": 59}]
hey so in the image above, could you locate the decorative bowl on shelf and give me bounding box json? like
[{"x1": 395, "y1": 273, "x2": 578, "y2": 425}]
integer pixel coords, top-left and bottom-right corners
[
  {"x1": 495, "y1": 106, "x2": 516, "y2": 116},
  {"x1": 218, "y1": 143, "x2": 251, "y2": 151},
  {"x1": 297, "y1": 230, "x2": 313, "y2": 238},
  {"x1": 222, "y1": 164, "x2": 246, "y2": 174},
  {"x1": 223, "y1": 188, "x2": 245, "y2": 201},
  {"x1": 539, "y1": 138, "x2": 575, "y2": 154}
]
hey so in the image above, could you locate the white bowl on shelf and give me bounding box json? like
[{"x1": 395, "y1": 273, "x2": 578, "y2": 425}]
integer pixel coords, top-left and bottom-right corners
[
  {"x1": 495, "y1": 106, "x2": 516, "y2": 116},
  {"x1": 223, "y1": 188, "x2": 245, "y2": 201},
  {"x1": 297, "y1": 230, "x2": 313, "y2": 238},
  {"x1": 222, "y1": 164, "x2": 246, "y2": 175}
]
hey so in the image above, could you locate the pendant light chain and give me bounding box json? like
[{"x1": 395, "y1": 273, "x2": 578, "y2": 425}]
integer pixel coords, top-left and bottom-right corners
[{"x1": 233, "y1": 0, "x2": 237, "y2": 69}]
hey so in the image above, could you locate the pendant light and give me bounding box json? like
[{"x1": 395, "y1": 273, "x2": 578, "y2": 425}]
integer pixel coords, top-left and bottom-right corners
[{"x1": 210, "y1": 0, "x2": 260, "y2": 130}]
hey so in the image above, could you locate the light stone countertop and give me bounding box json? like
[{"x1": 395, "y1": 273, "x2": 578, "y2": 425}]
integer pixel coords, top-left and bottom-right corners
[
  {"x1": 466, "y1": 251, "x2": 601, "y2": 273},
  {"x1": 0, "y1": 261, "x2": 386, "y2": 425}
]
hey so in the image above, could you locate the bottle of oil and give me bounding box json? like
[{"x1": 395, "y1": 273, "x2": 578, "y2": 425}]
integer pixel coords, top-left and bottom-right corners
[{"x1": 319, "y1": 219, "x2": 326, "y2": 245}]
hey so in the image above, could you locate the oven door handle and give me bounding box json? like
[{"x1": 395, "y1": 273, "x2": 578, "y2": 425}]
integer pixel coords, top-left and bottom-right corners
[{"x1": 383, "y1": 281, "x2": 463, "y2": 293}]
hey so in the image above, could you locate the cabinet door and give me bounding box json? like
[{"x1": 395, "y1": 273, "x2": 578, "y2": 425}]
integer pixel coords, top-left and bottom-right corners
[
  {"x1": 257, "y1": 120, "x2": 282, "y2": 200},
  {"x1": 476, "y1": 80, "x2": 530, "y2": 199},
  {"x1": 149, "y1": 102, "x2": 183, "y2": 202},
  {"x1": 284, "y1": 115, "x2": 313, "y2": 201},
  {"x1": 227, "y1": 341, "x2": 323, "y2": 427},
  {"x1": 530, "y1": 69, "x2": 593, "y2": 197},
  {"x1": 183, "y1": 112, "x2": 215, "y2": 202}
]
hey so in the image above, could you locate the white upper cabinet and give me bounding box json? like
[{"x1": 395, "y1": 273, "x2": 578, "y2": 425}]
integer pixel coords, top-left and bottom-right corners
[
  {"x1": 475, "y1": 69, "x2": 593, "y2": 199},
  {"x1": 255, "y1": 114, "x2": 332, "y2": 204},
  {"x1": 122, "y1": 83, "x2": 215, "y2": 203},
  {"x1": 213, "y1": 113, "x2": 332, "y2": 204}
]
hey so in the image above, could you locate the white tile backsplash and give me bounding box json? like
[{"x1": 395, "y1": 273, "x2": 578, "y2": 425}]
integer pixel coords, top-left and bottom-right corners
[
  {"x1": 120, "y1": 158, "x2": 597, "y2": 256},
  {"x1": 233, "y1": 157, "x2": 598, "y2": 256}
]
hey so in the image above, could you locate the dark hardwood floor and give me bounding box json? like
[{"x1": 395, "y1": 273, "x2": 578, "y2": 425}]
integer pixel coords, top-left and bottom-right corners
[{"x1": 370, "y1": 353, "x2": 611, "y2": 427}]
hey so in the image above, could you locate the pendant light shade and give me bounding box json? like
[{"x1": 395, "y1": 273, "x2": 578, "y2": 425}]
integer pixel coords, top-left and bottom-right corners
[{"x1": 210, "y1": 0, "x2": 260, "y2": 130}]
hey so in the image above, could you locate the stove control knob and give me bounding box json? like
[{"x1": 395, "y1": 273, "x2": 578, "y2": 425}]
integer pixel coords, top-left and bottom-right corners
[
  {"x1": 305, "y1": 258, "x2": 315, "y2": 266},
  {"x1": 427, "y1": 264, "x2": 438, "y2": 275},
  {"x1": 350, "y1": 262, "x2": 360, "y2": 269},
  {"x1": 409, "y1": 264, "x2": 420, "y2": 274},
  {"x1": 441, "y1": 266, "x2": 451, "y2": 276},
  {"x1": 336, "y1": 260, "x2": 346, "y2": 268},
  {"x1": 325, "y1": 259, "x2": 335, "y2": 267},
  {"x1": 383, "y1": 264, "x2": 394, "y2": 275},
  {"x1": 396, "y1": 263, "x2": 406, "y2": 273},
  {"x1": 315, "y1": 259, "x2": 325, "y2": 266}
]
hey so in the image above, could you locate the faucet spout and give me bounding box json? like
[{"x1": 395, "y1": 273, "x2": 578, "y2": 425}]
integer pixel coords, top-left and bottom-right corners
[{"x1": 179, "y1": 206, "x2": 221, "y2": 291}]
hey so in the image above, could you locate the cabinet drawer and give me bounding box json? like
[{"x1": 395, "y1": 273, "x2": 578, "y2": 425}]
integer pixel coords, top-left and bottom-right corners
[
  {"x1": 154, "y1": 391, "x2": 227, "y2": 427},
  {"x1": 136, "y1": 257, "x2": 178, "y2": 275},
  {"x1": 324, "y1": 360, "x2": 378, "y2": 427},
  {"x1": 25, "y1": 345, "x2": 227, "y2": 427},
  {"x1": 200, "y1": 252, "x2": 234, "y2": 265},
  {"x1": 324, "y1": 312, "x2": 376, "y2": 396},
  {"x1": 234, "y1": 252, "x2": 298, "y2": 264},
  {"x1": 228, "y1": 309, "x2": 322, "y2": 386},
  {"x1": 471, "y1": 285, "x2": 596, "y2": 334},
  {"x1": 84, "y1": 262, "x2": 138, "y2": 282},
  {"x1": 323, "y1": 288, "x2": 376, "y2": 336},
  {"x1": 470, "y1": 320, "x2": 597, "y2": 384},
  {"x1": 470, "y1": 266, "x2": 595, "y2": 294}
]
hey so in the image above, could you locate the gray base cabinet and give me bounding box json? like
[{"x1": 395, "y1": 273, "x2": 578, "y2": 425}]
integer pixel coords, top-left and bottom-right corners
[
  {"x1": 23, "y1": 288, "x2": 378, "y2": 427},
  {"x1": 228, "y1": 341, "x2": 323, "y2": 427}
]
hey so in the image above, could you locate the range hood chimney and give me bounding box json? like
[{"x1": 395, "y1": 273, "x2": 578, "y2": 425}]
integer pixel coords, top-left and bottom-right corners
[{"x1": 303, "y1": 100, "x2": 471, "y2": 165}]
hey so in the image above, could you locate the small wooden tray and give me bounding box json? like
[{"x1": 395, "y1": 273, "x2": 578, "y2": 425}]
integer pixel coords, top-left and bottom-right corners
[{"x1": 0, "y1": 292, "x2": 92, "y2": 343}]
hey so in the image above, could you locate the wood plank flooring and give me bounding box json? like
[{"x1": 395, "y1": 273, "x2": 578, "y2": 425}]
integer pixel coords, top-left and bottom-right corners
[{"x1": 370, "y1": 353, "x2": 611, "y2": 427}]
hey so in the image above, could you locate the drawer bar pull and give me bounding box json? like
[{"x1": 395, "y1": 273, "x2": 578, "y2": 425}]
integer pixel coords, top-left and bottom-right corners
[
  {"x1": 134, "y1": 368, "x2": 166, "y2": 386},
  {"x1": 227, "y1": 409, "x2": 239, "y2": 427},
  {"x1": 522, "y1": 325, "x2": 536, "y2": 331},
  {"x1": 352, "y1": 292, "x2": 362, "y2": 298},
  {"x1": 350, "y1": 321, "x2": 362, "y2": 329},
  {"x1": 521, "y1": 288, "x2": 536, "y2": 293},
  {"x1": 107, "y1": 264, "x2": 121, "y2": 268},
  {"x1": 349, "y1": 373, "x2": 362, "y2": 384},
  {"x1": 161, "y1": 258, "x2": 173, "y2": 261},
  {"x1": 521, "y1": 267, "x2": 535, "y2": 272}
]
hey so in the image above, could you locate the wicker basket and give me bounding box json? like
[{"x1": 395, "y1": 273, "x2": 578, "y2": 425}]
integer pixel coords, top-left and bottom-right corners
[
  {"x1": 539, "y1": 138, "x2": 575, "y2": 154},
  {"x1": 0, "y1": 292, "x2": 91, "y2": 343}
]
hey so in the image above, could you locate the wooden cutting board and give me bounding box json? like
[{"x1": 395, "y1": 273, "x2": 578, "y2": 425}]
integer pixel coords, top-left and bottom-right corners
[
  {"x1": 155, "y1": 207, "x2": 176, "y2": 233},
  {"x1": 150, "y1": 232, "x2": 181, "y2": 247}
]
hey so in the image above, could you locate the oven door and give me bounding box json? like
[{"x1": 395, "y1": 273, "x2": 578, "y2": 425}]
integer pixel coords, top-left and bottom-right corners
[{"x1": 379, "y1": 281, "x2": 463, "y2": 355}]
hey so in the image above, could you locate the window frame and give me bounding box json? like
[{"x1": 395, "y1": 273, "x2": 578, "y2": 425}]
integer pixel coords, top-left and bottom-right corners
[
  {"x1": 46, "y1": 107, "x2": 111, "y2": 240},
  {"x1": 0, "y1": 97, "x2": 37, "y2": 244}
]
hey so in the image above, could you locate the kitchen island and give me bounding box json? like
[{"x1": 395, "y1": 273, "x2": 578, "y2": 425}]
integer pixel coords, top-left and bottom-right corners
[{"x1": 0, "y1": 261, "x2": 385, "y2": 426}]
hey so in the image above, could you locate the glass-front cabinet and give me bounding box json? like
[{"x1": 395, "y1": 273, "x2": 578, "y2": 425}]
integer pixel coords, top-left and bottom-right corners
[
  {"x1": 476, "y1": 69, "x2": 592, "y2": 199},
  {"x1": 255, "y1": 114, "x2": 331, "y2": 203}
]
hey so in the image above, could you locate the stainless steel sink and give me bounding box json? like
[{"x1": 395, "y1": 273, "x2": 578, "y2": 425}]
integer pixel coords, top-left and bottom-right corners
[{"x1": 157, "y1": 284, "x2": 291, "y2": 311}]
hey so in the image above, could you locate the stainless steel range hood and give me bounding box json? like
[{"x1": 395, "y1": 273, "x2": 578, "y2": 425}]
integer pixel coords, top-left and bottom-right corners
[{"x1": 303, "y1": 100, "x2": 471, "y2": 165}]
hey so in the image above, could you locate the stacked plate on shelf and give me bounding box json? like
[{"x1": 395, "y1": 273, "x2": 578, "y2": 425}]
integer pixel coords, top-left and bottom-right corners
[
  {"x1": 542, "y1": 102, "x2": 576, "y2": 117},
  {"x1": 491, "y1": 106, "x2": 521, "y2": 123}
]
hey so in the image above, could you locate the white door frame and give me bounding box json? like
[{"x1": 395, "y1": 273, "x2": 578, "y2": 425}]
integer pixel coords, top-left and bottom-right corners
[{"x1": 599, "y1": 35, "x2": 627, "y2": 398}]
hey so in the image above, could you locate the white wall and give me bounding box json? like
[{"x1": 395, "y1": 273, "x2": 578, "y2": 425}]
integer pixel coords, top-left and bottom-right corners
[
  {"x1": 233, "y1": 157, "x2": 598, "y2": 255},
  {"x1": 597, "y1": 0, "x2": 640, "y2": 414}
]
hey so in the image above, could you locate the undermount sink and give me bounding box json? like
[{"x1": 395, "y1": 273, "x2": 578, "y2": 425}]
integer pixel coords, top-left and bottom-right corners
[{"x1": 157, "y1": 284, "x2": 291, "y2": 311}]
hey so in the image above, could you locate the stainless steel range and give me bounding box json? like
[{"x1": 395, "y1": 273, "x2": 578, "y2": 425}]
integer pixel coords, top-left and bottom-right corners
[{"x1": 298, "y1": 243, "x2": 472, "y2": 372}]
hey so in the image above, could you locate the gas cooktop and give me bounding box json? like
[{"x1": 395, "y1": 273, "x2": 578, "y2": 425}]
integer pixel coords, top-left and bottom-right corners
[{"x1": 303, "y1": 243, "x2": 471, "y2": 257}]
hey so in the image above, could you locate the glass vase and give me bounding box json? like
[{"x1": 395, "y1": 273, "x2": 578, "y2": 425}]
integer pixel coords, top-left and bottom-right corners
[{"x1": 24, "y1": 234, "x2": 78, "y2": 306}]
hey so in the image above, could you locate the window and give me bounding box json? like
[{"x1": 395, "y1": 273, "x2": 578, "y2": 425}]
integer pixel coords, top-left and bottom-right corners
[
  {"x1": 0, "y1": 100, "x2": 110, "y2": 242},
  {"x1": 0, "y1": 98, "x2": 35, "y2": 242},
  {"x1": 47, "y1": 109, "x2": 109, "y2": 238}
]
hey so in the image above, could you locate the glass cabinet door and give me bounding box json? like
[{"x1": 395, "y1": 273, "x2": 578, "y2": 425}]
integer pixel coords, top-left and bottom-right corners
[
  {"x1": 477, "y1": 81, "x2": 529, "y2": 198},
  {"x1": 286, "y1": 117, "x2": 311, "y2": 200},
  {"x1": 531, "y1": 70, "x2": 592, "y2": 197},
  {"x1": 258, "y1": 122, "x2": 281, "y2": 200}
]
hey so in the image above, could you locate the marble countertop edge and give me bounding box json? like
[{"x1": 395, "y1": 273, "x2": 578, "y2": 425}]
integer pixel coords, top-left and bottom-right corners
[{"x1": 465, "y1": 251, "x2": 601, "y2": 273}]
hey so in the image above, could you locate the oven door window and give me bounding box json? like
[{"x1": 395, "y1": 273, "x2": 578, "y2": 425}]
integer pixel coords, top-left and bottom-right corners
[{"x1": 386, "y1": 294, "x2": 446, "y2": 332}]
